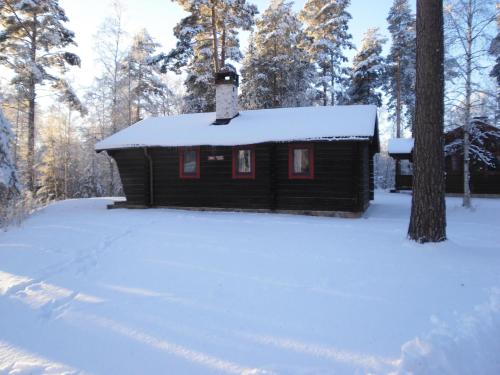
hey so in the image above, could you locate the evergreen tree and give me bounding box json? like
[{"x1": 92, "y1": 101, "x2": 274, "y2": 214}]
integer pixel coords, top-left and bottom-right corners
[
  {"x1": 240, "y1": 0, "x2": 315, "y2": 109},
  {"x1": 300, "y1": 0, "x2": 354, "y2": 106},
  {"x1": 408, "y1": 0, "x2": 446, "y2": 243},
  {"x1": 386, "y1": 0, "x2": 416, "y2": 135},
  {"x1": 158, "y1": 0, "x2": 257, "y2": 112},
  {"x1": 123, "y1": 29, "x2": 170, "y2": 123},
  {"x1": 347, "y1": 28, "x2": 386, "y2": 106},
  {"x1": 0, "y1": 0, "x2": 82, "y2": 191}
]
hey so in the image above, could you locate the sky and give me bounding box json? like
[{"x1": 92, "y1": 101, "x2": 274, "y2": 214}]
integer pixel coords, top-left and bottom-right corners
[{"x1": 60, "y1": 0, "x2": 411, "y2": 91}]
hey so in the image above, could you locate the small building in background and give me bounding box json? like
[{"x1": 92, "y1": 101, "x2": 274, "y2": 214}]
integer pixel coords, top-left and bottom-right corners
[
  {"x1": 388, "y1": 117, "x2": 500, "y2": 195},
  {"x1": 95, "y1": 72, "x2": 380, "y2": 217}
]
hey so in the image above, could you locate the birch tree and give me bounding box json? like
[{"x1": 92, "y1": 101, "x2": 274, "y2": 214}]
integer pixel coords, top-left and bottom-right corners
[{"x1": 444, "y1": 0, "x2": 496, "y2": 208}]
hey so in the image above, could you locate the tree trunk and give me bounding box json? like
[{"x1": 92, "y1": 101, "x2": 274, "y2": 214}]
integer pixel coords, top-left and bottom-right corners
[
  {"x1": 220, "y1": 25, "x2": 226, "y2": 69},
  {"x1": 330, "y1": 54, "x2": 335, "y2": 106},
  {"x1": 408, "y1": 0, "x2": 447, "y2": 243},
  {"x1": 27, "y1": 13, "x2": 37, "y2": 192},
  {"x1": 463, "y1": 0, "x2": 473, "y2": 208},
  {"x1": 395, "y1": 55, "x2": 402, "y2": 182},
  {"x1": 211, "y1": 1, "x2": 220, "y2": 73}
]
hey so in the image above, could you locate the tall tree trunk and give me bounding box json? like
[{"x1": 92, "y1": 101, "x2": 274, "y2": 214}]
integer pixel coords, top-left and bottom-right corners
[
  {"x1": 395, "y1": 55, "x2": 402, "y2": 182},
  {"x1": 27, "y1": 13, "x2": 37, "y2": 193},
  {"x1": 220, "y1": 25, "x2": 226, "y2": 69},
  {"x1": 463, "y1": 0, "x2": 473, "y2": 208},
  {"x1": 322, "y1": 66, "x2": 328, "y2": 106},
  {"x1": 211, "y1": 1, "x2": 220, "y2": 73},
  {"x1": 408, "y1": 0, "x2": 447, "y2": 243},
  {"x1": 330, "y1": 54, "x2": 335, "y2": 106}
]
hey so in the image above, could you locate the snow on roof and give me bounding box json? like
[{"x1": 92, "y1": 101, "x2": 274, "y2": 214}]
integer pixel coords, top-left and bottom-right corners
[
  {"x1": 388, "y1": 138, "x2": 414, "y2": 154},
  {"x1": 95, "y1": 105, "x2": 378, "y2": 151}
]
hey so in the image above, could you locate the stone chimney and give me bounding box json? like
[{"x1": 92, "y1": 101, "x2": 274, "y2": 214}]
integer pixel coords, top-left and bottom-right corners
[{"x1": 214, "y1": 70, "x2": 239, "y2": 125}]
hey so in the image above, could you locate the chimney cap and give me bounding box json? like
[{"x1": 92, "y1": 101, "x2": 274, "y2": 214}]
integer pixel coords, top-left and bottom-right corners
[{"x1": 215, "y1": 71, "x2": 239, "y2": 87}]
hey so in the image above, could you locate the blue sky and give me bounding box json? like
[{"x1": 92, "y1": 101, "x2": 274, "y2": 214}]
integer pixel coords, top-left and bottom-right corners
[{"x1": 60, "y1": 0, "x2": 412, "y2": 90}]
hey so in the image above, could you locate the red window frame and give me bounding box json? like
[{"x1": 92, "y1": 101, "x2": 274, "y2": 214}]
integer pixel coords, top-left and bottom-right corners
[
  {"x1": 232, "y1": 145, "x2": 256, "y2": 179},
  {"x1": 288, "y1": 144, "x2": 314, "y2": 179},
  {"x1": 179, "y1": 146, "x2": 200, "y2": 179}
]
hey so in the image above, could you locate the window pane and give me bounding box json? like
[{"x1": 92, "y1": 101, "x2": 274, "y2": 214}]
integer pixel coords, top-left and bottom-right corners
[
  {"x1": 237, "y1": 149, "x2": 252, "y2": 173},
  {"x1": 183, "y1": 150, "x2": 197, "y2": 174},
  {"x1": 293, "y1": 149, "x2": 310, "y2": 174}
]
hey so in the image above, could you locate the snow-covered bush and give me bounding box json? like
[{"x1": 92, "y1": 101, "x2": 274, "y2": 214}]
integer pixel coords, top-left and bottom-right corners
[{"x1": 0, "y1": 109, "x2": 20, "y2": 227}]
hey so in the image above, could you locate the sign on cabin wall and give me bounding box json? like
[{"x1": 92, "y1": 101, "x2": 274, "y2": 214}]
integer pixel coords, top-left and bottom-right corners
[{"x1": 208, "y1": 155, "x2": 224, "y2": 161}]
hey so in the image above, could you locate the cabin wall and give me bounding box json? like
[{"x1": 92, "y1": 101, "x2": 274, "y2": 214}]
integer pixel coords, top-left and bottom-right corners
[
  {"x1": 149, "y1": 144, "x2": 272, "y2": 209},
  {"x1": 111, "y1": 141, "x2": 373, "y2": 213},
  {"x1": 109, "y1": 149, "x2": 149, "y2": 206},
  {"x1": 270, "y1": 141, "x2": 369, "y2": 212}
]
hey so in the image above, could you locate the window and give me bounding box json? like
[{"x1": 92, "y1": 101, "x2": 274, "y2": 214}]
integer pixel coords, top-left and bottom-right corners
[
  {"x1": 232, "y1": 146, "x2": 255, "y2": 179},
  {"x1": 179, "y1": 147, "x2": 200, "y2": 178},
  {"x1": 288, "y1": 144, "x2": 314, "y2": 179}
]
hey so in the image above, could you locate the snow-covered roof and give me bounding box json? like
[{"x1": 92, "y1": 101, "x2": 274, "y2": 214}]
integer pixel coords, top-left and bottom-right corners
[
  {"x1": 388, "y1": 138, "x2": 414, "y2": 155},
  {"x1": 95, "y1": 105, "x2": 378, "y2": 151}
]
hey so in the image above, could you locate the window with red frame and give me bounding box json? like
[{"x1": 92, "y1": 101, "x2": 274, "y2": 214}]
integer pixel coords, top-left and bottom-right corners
[
  {"x1": 288, "y1": 144, "x2": 314, "y2": 179},
  {"x1": 179, "y1": 147, "x2": 200, "y2": 178},
  {"x1": 232, "y1": 146, "x2": 255, "y2": 179}
]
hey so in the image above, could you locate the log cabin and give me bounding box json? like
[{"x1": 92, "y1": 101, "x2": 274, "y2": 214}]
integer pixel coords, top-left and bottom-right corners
[
  {"x1": 95, "y1": 72, "x2": 380, "y2": 216},
  {"x1": 388, "y1": 117, "x2": 500, "y2": 194}
]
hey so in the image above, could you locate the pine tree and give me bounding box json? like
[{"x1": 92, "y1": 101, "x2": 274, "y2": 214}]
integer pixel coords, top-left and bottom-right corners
[
  {"x1": 240, "y1": 0, "x2": 315, "y2": 109},
  {"x1": 408, "y1": 0, "x2": 446, "y2": 243},
  {"x1": 386, "y1": 0, "x2": 416, "y2": 135},
  {"x1": 123, "y1": 29, "x2": 170, "y2": 123},
  {"x1": 0, "y1": 0, "x2": 82, "y2": 192},
  {"x1": 158, "y1": 0, "x2": 257, "y2": 112},
  {"x1": 347, "y1": 28, "x2": 386, "y2": 106},
  {"x1": 300, "y1": 0, "x2": 354, "y2": 106}
]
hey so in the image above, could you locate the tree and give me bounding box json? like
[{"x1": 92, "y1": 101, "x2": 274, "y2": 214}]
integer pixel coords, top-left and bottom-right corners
[
  {"x1": 386, "y1": 0, "x2": 416, "y2": 135},
  {"x1": 0, "y1": 0, "x2": 82, "y2": 192},
  {"x1": 347, "y1": 28, "x2": 386, "y2": 106},
  {"x1": 240, "y1": 0, "x2": 315, "y2": 109},
  {"x1": 0, "y1": 108, "x2": 20, "y2": 225},
  {"x1": 123, "y1": 29, "x2": 170, "y2": 123},
  {"x1": 408, "y1": 0, "x2": 447, "y2": 243},
  {"x1": 159, "y1": 0, "x2": 257, "y2": 112},
  {"x1": 444, "y1": 0, "x2": 496, "y2": 208},
  {"x1": 489, "y1": 4, "x2": 500, "y2": 125},
  {"x1": 300, "y1": 0, "x2": 354, "y2": 106}
]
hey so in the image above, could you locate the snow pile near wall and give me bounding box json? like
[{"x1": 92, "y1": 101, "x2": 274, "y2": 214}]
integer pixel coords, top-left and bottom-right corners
[{"x1": 394, "y1": 288, "x2": 500, "y2": 375}]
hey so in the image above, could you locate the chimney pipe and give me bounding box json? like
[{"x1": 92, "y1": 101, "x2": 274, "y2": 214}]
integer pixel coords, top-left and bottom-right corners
[{"x1": 214, "y1": 71, "x2": 239, "y2": 125}]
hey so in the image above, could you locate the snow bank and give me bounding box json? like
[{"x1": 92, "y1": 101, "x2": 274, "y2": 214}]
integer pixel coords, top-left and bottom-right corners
[
  {"x1": 394, "y1": 288, "x2": 500, "y2": 375},
  {"x1": 95, "y1": 105, "x2": 377, "y2": 150},
  {"x1": 388, "y1": 138, "x2": 414, "y2": 155}
]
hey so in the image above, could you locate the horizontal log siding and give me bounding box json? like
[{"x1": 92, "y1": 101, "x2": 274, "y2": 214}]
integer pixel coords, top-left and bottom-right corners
[
  {"x1": 273, "y1": 142, "x2": 366, "y2": 212},
  {"x1": 149, "y1": 145, "x2": 272, "y2": 209},
  {"x1": 110, "y1": 149, "x2": 149, "y2": 205},
  {"x1": 110, "y1": 141, "x2": 373, "y2": 212}
]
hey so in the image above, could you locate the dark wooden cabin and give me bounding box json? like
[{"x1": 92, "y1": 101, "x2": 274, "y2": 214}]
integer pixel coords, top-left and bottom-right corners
[
  {"x1": 96, "y1": 72, "x2": 379, "y2": 216},
  {"x1": 389, "y1": 117, "x2": 500, "y2": 194}
]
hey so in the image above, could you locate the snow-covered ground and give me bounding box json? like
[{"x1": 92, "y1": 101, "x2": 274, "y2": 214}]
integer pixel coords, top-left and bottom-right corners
[{"x1": 0, "y1": 192, "x2": 499, "y2": 375}]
